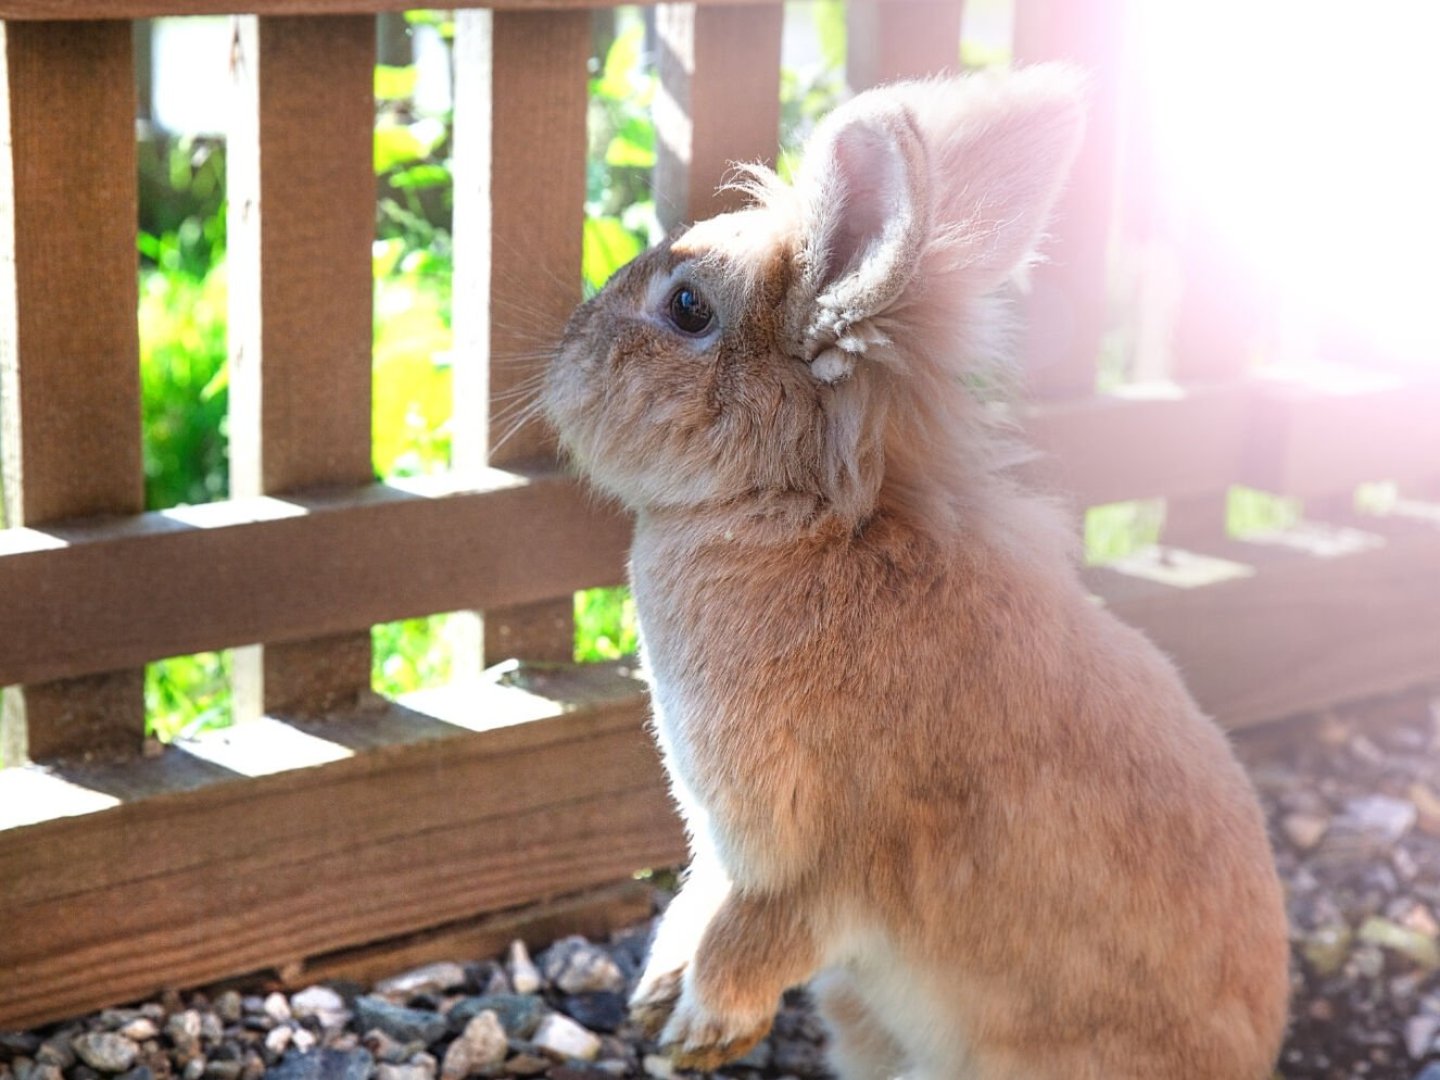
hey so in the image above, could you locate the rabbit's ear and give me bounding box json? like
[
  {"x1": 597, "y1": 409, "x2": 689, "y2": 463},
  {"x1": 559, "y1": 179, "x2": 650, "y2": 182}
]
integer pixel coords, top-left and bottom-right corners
[
  {"x1": 794, "y1": 99, "x2": 930, "y2": 381},
  {"x1": 928, "y1": 68, "x2": 1086, "y2": 293}
]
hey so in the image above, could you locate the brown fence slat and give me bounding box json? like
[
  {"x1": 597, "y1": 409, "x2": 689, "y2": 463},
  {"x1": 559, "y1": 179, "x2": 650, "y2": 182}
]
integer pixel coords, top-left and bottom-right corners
[
  {"x1": 0, "y1": 0, "x2": 788, "y2": 19},
  {"x1": 0, "y1": 475, "x2": 631, "y2": 688},
  {"x1": 0, "y1": 21, "x2": 145, "y2": 761},
  {"x1": 228, "y1": 15, "x2": 377, "y2": 717},
  {"x1": 655, "y1": 1, "x2": 783, "y2": 231},
  {"x1": 846, "y1": 0, "x2": 963, "y2": 89},
  {"x1": 453, "y1": 9, "x2": 589, "y2": 665},
  {"x1": 0, "y1": 672, "x2": 686, "y2": 1028}
]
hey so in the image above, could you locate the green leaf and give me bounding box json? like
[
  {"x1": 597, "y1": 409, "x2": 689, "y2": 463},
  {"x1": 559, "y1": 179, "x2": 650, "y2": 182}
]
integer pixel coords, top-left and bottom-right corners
[
  {"x1": 390, "y1": 163, "x2": 452, "y2": 190},
  {"x1": 604, "y1": 115, "x2": 656, "y2": 168},
  {"x1": 583, "y1": 216, "x2": 644, "y2": 292},
  {"x1": 594, "y1": 22, "x2": 644, "y2": 101},
  {"x1": 813, "y1": 0, "x2": 847, "y2": 70},
  {"x1": 375, "y1": 123, "x2": 427, "y2": 174},
  {"x1": 375, "y1": 64, "x2": 419, "y2": 102}
]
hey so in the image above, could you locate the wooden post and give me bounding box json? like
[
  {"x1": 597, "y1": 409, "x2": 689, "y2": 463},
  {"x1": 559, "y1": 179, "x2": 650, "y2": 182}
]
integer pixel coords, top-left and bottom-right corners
[
  {"x1": 0, "y1": 22, "x2": 145, "y2": 762},
  {"x1": 228, "y1": 16, "x2": 378, "y2": 718},
  {"x1": 654, "y1": 2, "x2": 783, "y2": 232},
  {"x1": 1012, "y1": 0, "x2": 1121, "y2": 402},
  {"x1": 846, "y1": 0, "x2": 963, "y2": 90},
  {"x1": 453, "y1": 10, "x2": 590, "y2": 666}
]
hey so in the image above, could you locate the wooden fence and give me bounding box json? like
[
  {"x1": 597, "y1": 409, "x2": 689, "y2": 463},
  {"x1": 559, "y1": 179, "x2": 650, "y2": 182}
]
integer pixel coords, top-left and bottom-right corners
[{"x1": 1, "y1": 0, "x2": 1438, "y2": 1029}]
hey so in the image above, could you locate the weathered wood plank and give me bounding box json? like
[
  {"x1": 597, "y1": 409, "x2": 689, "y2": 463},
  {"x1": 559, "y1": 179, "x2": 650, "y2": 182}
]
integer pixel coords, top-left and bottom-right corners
[
  {"x1": 452, "y1": 10, "x2": 590, "y2": 665},
  {"x1": 0, "y1": 668, "x2": 686, "y2": 1029},
  {"x1": 846, "y1": 0, "x2": 962, "y2": 89},
  {"x1": 228, "y1": 15, "x2": 377, "y2": 718},
  {"x1": 0, "y1": 473, "x2": 631, "y2": 688},
  {"x1": 1019, "y1": 382, "x2": 1248, "y2": 508},
  {"x1": 0, "y1": 0, "x2": 797, "y2": 20},
  {"x1": 1243, "y1": 377, "x2": 1440, "y2": 500},
  {"x1": 655, "y1": 1, "x2": 783, "y2": 232},
  {"x1": 0, "y1": 21, "x2": 145, "y2": 760},
  {"x1": 1011, "y1": 0, "x2": 1122, "y2": 400},
  {"x1": 1098, "y1": 515, "x2": 1440, "y2": 729}
]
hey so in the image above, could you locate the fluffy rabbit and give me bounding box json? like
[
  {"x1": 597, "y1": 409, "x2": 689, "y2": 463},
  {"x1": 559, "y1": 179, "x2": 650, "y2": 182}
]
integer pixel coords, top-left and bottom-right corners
[{"x1": 544, "y1": 67, "x2": 1289, "y2": 1080}]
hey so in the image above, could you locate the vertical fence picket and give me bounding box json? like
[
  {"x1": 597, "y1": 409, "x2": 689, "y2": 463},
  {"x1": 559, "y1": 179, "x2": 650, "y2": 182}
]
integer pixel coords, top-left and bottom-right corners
[
  {"x1": 453, "y1": 10, "x2": 590, "y2": 666},
  {"x1": 227, "y1": 15, "x2": 377, "y2": 718},
  {"x1": 1012, "y1": 0, "x2": 1120, "y2": 402},
  {"x1": 654, "y1": 2, "x2": 783, "y2": 231},
  {"x1": 0, "y1": 22, "x2": 145, "y2": 762},
  {"x1": 846, "y1": 0, "x2": 963, "y2": 89}
]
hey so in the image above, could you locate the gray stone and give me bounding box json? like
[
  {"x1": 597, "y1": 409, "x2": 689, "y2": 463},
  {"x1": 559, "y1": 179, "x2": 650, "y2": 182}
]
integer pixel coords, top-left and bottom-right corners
[
  {"x1": 440, "y1": 1012, "x2": 507, "y2": 1080},
  {"x1": 166, "y1": 1012, "x2": 203, "y2": 1053},
  {"x1": 291, "y1": 987, "x2": 352, "y2": 1029},
  {"x1": 264, "y1": 994, "x2": 293, "y2": 1024},
  {"x1": 1406, "y1": 1013, "x2": 1440, "y2": 1059},
  {"x1": 506, "y1": 942, "x2": 541, "y2": 996},
  {"x1": 73, "y1": 1034, "x2": 139, "y2": 1074},
  {"x1": 0, "y1": 1033, "x2": 42, "y2": 1059},
  {"x1": 116, "y1": 1021, "x2": 158, "y2": 1044},
  {"x1": 445, "y1": 996, "x2": 544, "y2": 1040},
  {"x1": 202, "y1": 1061, "x2": 243, "y2": 1080},
  {"x1": 500, "y1": 1053, "x2": 548, "y2": 1077},
  {"x1": 214, "y1": 992, "x2": 244, "y2": 1024},
  {"x1": 267, "y1": 1048, "x2": 375, "y2": 1080},
  {"x1": 116, "y1": 1068, "x2": 154, "y2": 1080},
  {"x1": 540, "y1": 938, "x2": 625, "y2": 995},
  {"x1": 557, "y1": 994, "x2": 625, "y2": 1035},
  {"x1": 375, "y1": 964, "x2": 467, "y2": 1001},
  {"x1": 532, "y1": 1014, "x2": 601, "y2": 1063},
  {"x1": 33, "y1": 1042, "x2": 73, "y2": 1071},
  {"x1": 352, "y1": 998, "x2": 447, "y2": 1048},
  {"x1": 375, "y1": 1065, "x2": 433, "y2": 1080}
]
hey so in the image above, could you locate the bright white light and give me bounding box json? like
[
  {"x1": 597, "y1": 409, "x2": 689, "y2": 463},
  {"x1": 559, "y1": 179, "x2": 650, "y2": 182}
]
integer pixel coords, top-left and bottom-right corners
[{"x1": 1135, "y1": 1, "x2": 1440, "y2": 368}]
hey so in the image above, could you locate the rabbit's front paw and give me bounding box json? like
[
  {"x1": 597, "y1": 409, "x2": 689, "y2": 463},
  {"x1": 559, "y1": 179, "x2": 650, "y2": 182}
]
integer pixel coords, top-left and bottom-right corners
[
  {"x1": 629, "y1": 966, "x2": 684, "y2": 1038},
  {"x1": 660, "y1": 983, "x2": 773, "y2": 1071}
]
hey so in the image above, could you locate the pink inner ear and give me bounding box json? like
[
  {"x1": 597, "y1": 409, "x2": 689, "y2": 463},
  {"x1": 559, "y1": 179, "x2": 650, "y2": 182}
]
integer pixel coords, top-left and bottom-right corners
[{"x1": 820, "y1": 122, "x2": 912, "y2": 291}]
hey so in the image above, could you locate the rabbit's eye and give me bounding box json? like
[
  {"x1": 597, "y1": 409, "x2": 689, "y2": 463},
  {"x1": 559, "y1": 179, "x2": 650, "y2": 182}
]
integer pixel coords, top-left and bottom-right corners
[{"x1": 666, "y1": 284, "x2": 715, "y2": 336}]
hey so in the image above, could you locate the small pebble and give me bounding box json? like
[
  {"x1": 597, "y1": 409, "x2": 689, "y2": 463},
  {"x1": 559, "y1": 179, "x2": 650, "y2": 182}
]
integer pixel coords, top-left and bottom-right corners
[
  {"x1": 263, "y1": 994, "x2": 292, "y2": 1024},
  {"x1": 290, "y1": 987, "x2": 351, "y2": 1030},
  {"x1": 532, "y1": 1014, "x2": 601, "y2": 1063},
  {"x1": 506, "y1": 941, "x2": 541, "y2": 995},
  {"x1": 352, "y1": 998, "x2": 446, "y2": 1047},
  {"x1": 375, "y1": 964, "x2": 468, "y2": 1001},
  {"x1": 641, "y1": 1054, "x2": 673, "y2": 1079},
  {"x1": 540, "y1": 938, "x2": 625, "y2": 995},
  {"x1": 440, "y1": 1011, "x2": 507, "y2": 1080},
  {"x1": 73, "y1": 1034, "x2": 139, "y2": 1074}
]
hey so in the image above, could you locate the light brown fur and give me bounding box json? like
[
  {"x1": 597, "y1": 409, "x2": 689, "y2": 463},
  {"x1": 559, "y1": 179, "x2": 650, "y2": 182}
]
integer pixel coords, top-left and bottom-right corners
[{"x1": 544, "y1": 68, "x2": 1289, "y2": 1079}]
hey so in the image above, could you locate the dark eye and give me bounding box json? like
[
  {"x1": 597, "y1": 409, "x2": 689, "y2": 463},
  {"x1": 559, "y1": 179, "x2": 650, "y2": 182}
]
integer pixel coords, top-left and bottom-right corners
[{"x1": 666, "y1": 284, "x2": 715, "y2": 336}]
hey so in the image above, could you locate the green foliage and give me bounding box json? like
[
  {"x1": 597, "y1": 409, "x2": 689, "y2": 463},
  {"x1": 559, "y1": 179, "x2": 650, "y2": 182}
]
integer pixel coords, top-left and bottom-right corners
[
  {"x1": 139, "y1": 262, "x2": 229, "y2": 510},
  {"x1": 145, "y1": 652, "x2": 232, "y2": 742},
  {"x1": 1085, "y1": 499, "x2": 1165, "y2": 564},
  {"x1": 576, "y1": 586, "x2": 639, "y2": 662},
  {"x1": 584, "y1": 19, "x2": 658, "y2": 294},
  {"x1": 373, "y1": 615, "x2": 454, "y2": 698}
]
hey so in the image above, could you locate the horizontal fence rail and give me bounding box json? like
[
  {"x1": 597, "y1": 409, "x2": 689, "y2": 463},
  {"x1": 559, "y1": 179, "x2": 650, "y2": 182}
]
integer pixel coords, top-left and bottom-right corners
[{"x1": 0, "y1": 0, "x2": 1438, "y2": 1030}]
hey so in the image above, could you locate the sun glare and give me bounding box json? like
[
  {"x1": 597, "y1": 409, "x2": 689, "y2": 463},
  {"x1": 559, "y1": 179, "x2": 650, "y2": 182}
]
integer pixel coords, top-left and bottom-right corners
[{"x1": 1135, "y1": 1, "x2": 1440, "y2": 368}]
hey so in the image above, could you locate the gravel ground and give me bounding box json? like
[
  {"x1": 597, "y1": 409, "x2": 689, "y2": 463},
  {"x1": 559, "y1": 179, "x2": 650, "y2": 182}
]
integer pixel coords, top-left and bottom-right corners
[{"x1": 4, "y1": 686, "x2": 1440, "y2": 1080}]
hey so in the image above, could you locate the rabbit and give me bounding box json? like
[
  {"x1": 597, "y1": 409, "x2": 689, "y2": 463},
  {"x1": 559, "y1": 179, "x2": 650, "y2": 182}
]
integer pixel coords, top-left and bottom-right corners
[{"x1": 543, "y1": 66, "x2": 1290, "y2": 1080}]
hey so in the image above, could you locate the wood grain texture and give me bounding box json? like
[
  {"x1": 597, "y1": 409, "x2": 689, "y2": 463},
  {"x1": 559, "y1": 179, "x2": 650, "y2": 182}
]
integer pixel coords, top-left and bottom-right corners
[
  {"x1": 1012, "y1": 0, "x2": 1122, "y2": 400},
  {"x1": 0, "y1": 0, "x2": 797, "y2": 19},
  {"x1": 0, "y1": 473, "x2": 631, "y2": 688},
  {"x1": 0, "y1": 674, "x2": 687, "y2": 1028},
  {"x1": 846, "y1": 0, "x2": 962, "y2": 89},
  {"x1": 1242, "y1": 378, "x2": 1440, "y2": 499},
  {"x1": 227, "y1": 15, "x2": 377, "y2": 717},
  {"x1": 1098, "y1": 515, "x2": 1440, "y2": 729},
  {"x1": 452, "y1": 10, "x2": 588, "y2": 663},
  {"x1": 0, "y1": 22, "x2": 145, "y2": 760},
  {"x1": 655, "y1": 1, "x2": 783, "y2": 232},
  {"x1": 292, "y1": 880, "x2": 655, "y2": 989}
]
